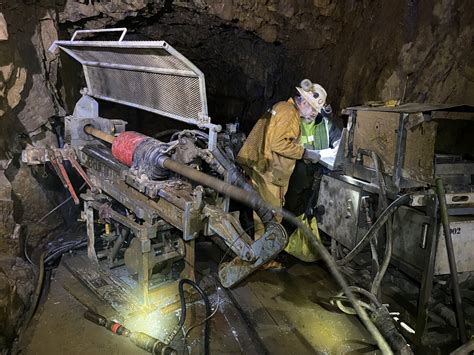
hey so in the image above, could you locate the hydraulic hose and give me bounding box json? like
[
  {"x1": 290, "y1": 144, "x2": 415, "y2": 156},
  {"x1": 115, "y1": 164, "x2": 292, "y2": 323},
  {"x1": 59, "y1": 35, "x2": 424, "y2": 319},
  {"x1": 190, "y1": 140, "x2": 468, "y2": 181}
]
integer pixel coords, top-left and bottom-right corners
[
  {"x1": 172, "y1": 129, "x2": 210, "y2": 142},
  {"x1": 24, "y1": 252, "x2": 45, "y2": 328},
  {"x1": 210, "y1": 146, "x2": 275, "y2": 225},
  {"x1": 371, "y1": 233, "x2": 392, "y2": 295},
  {"x1": 44, "y1": 240, "x2": 87, "y2": 265},
  {"x1": 279, "y1": 207, "x2": 393, "y2": 354},
  {"x1": 178, "y1": 279, "x2": 211, "y2": 355},
  {"x1": 371, "y1": 305, "x2": 414, "y2": 355},
  {"x1": 158, "y1": 157, "x2": 268, "y2": 216},
  {"x1": 333, "y1": 297, "x2": 375, "y2": 315},
  {"x1": 24, "y1": 183, "x2": 86, "y2": 266},
  {"x1": 336, "y1": 193, "x2": 413, "y2": 267},
  {"x1": 370, "y1": 151, "x2": 392, "y2": 296},
  {"x1": 333, "y1": 287, "x2": 413, "y2": 355},
  {"x1": 332, "y1": 285, "x2": 382, "y2": 315},
  {"x1": 359, "y1": 149, "x2": 393, "y2": 296},
  {"x1": 349, "y1": 286, "x2": 383, "y2": 308},
  {"x1": 345, "y1": 152, "x2": 412, "y2": 354},
  {"x1": 172, "y1": 130, "x2": 275, "y2": 225}
]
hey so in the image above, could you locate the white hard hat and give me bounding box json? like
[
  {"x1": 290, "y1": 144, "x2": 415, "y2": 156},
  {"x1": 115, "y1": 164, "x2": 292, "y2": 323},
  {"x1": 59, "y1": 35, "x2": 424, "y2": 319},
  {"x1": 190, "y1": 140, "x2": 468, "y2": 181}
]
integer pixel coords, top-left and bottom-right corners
[{"x1": 296, "y1": 79, "x2": 327, "y2": 113}]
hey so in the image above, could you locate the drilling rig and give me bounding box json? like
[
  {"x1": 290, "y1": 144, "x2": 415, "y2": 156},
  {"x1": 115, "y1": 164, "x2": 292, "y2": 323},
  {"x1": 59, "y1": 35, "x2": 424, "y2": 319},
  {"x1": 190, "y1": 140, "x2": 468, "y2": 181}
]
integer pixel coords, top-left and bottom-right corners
[{"x1": 22, "y1": 28, "x2": 287, "y2": 309}]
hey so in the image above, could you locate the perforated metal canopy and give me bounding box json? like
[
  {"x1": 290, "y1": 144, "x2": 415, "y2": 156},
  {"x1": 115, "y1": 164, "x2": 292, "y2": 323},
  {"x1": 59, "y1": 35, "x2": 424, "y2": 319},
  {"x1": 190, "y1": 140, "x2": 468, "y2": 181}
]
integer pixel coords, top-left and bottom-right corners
[{"x1": 49, "y1": 28, "x2": 217, "y2": 131}]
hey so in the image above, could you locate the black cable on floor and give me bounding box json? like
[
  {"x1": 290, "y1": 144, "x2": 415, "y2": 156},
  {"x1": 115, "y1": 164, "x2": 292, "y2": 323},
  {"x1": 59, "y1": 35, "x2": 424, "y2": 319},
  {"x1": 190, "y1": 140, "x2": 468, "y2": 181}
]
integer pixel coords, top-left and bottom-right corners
[
  {"x1": 24, "y1": 182, "x2": 87, "y2": 266},
  {"x1": 178, "y1": 279, "x2": 211, "y2": 355},
  {"x1": 23, "y1": 252, "x2": 45, "y2": 329}
]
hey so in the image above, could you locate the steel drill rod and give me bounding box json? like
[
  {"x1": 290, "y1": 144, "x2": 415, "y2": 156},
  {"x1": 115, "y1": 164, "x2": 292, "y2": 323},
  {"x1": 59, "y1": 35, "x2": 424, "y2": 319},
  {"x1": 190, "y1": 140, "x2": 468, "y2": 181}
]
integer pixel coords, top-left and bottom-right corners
[
  {"x1": 435, "y1": 178, "x2": 467, "y2": 344},
  {"x1": 83, "y1": 127, "x2": 278, "y2": 213},
  {"x1": 160, "y1": 157, "x2": 266, "y2": 211},
  {"x1": 84, "y1": 125, "x2": 116, "y2": 144}
]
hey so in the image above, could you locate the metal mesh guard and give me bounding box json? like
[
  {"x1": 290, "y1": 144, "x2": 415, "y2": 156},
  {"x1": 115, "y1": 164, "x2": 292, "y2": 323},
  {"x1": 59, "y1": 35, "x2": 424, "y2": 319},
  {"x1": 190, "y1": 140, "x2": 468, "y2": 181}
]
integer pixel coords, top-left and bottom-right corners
[{"x1": 51, "y1": 40, "x2": 210, "y2": 127}]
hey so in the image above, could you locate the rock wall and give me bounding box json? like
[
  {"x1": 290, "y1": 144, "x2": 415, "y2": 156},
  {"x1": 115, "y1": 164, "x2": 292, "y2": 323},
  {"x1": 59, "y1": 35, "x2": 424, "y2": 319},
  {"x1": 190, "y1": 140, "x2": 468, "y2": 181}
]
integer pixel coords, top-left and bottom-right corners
[
  {"x1": 0, "y1": 2, "x2": 67, "y2": 349},
  {"x1": 0, "y1": 257, "x2": 34, "y2": 350},
  {"x1": 174, "y1": 0, "x2": 474, "y2": 111},
  {"x1": 1, "y1": 2, "x2": 66, "y2": 254}
]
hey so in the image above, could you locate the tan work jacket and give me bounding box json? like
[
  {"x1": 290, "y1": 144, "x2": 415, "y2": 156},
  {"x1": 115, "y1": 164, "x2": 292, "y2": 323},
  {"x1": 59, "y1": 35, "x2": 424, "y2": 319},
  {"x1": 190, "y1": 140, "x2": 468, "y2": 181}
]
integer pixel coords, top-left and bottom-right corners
[{"x1": 237, "y1": 98, "x2": 305, "y2": 187}]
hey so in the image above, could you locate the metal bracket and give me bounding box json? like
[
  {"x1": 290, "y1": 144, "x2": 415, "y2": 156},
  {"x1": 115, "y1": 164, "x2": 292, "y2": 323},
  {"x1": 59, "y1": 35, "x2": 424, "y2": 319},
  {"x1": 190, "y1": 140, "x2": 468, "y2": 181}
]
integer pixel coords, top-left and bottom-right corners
[{"x1": 207, "y1": 124, "x2": 222, "y2": 150}]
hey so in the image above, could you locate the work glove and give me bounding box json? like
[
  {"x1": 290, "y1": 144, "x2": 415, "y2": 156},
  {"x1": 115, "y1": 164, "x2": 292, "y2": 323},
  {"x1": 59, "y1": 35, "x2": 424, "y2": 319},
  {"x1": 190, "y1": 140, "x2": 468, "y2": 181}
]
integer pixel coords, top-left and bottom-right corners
[{"x1": 303, "y1": 149, "x2": 321, "y2": 163}]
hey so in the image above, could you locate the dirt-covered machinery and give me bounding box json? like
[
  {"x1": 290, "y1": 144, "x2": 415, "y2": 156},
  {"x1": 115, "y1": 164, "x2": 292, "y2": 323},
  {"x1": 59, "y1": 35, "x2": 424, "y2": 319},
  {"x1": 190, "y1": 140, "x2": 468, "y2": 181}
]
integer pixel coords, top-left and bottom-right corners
[
  {"x1": 22, "y1": 28, "x2": 287, "y2": 306},
  {"x1": 317, "y1": 104, "x2": 474, "y2": 349}
]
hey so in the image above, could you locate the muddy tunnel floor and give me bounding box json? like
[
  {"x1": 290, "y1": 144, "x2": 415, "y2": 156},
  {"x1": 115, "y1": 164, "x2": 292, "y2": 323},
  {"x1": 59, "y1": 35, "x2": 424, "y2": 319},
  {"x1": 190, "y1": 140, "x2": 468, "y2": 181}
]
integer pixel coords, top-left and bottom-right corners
[{"x1": 17, "y1": 241, "x2": 375, "y2": 355}]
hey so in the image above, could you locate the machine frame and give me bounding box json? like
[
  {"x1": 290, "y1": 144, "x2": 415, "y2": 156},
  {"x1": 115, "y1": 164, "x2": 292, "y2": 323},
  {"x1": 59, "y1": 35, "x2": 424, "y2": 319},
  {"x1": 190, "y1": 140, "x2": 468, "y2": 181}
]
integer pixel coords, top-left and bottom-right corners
[{"x1": 318, "y1": 104, "x2": 474, "y2": 347}]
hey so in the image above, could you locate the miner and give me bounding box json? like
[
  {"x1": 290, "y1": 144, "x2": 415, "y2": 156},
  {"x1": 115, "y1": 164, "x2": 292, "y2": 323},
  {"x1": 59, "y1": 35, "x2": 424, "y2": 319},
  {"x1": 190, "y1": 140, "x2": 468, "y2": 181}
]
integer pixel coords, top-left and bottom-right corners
[{"x1": 237, "y1": 79, "x2": 327, "y2": 239}]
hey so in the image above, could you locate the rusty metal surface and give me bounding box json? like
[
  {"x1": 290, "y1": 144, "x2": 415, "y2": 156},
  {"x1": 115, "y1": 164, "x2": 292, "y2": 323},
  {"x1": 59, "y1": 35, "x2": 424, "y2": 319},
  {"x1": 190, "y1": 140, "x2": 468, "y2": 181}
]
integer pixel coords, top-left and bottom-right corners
[
  {"x1": 22, "y1": 88, "x2": 293, "y2": 304},
  {"x1": 81, "y1": 141, "x2": 286, "y2": 290},
  {"x1": 352, "y1": 110, "x2": 437, "y2": 186},
  {"x1": 124, "y1": 237, "x2": 184, "y2": 275},
  {"x1": 22, "y1": 147, "x2": 76, "y2": 164},
  {"x1": 19, "y1": 30, "x2": 302, "y2": 319}
]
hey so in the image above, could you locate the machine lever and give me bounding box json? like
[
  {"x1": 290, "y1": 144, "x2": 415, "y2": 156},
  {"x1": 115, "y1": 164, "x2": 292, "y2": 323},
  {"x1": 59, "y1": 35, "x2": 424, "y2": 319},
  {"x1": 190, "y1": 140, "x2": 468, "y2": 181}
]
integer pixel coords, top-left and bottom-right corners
[
  {"x1": 51, "y1": 150, "x2": 80, "y2": 205},
  {"x1": 49, "y1": 154, "x2": 68, "y2": 188},
  {"x1": 68, "y1": 151, "x2": 95, "y2": 191}
]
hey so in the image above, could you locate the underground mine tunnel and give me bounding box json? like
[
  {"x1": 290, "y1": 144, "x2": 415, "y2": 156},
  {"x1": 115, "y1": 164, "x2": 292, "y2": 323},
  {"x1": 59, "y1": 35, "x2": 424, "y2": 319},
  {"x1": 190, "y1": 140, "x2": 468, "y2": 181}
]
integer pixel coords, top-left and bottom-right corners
[{"x1": 0, "y1": 1, "x2": 473, "y2": 354}]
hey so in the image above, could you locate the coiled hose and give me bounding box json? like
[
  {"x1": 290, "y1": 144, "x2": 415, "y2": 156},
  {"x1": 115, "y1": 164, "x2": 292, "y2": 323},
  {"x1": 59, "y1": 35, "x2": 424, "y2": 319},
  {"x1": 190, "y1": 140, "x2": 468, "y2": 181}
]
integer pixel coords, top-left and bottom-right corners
[{"x1": 331, "y1": 285, "x2": 381, "y2": 315}]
